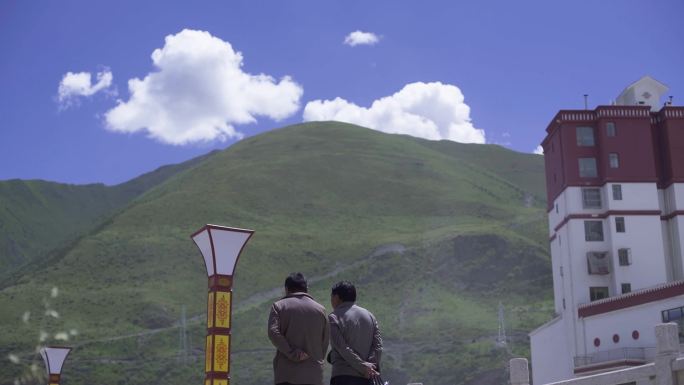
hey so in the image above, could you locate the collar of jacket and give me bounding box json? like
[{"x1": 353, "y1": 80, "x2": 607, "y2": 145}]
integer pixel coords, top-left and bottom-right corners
[
  {"x1": 284, "y1": 292, "x2": 314, "y2": 300},
  {"x1": 334, "y1": 301, "x2": 355, "y2": 310}
]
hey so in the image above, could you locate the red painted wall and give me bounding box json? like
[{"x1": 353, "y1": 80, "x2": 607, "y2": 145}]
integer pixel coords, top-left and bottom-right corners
[
  {"x1": 541, "y1": 106, "x2": 684, "y2": 209},
  {"x1": 657, "y1": 109, "x2": 684, "y2": 186}
]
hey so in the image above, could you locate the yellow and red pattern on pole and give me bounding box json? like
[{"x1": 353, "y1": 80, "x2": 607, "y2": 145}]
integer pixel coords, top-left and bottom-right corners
[
  {"x1": 205, "y1": 275, "x2": 234, "y2": 385},
  {"x1": 191, "y1": 224, "x2": 254, "y2": 385},
  {"x1": 49, "y1": 374, "x2": 60, "y2": 385}
]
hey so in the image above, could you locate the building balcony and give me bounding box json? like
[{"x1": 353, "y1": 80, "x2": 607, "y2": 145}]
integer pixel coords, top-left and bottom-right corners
[{"x1": 573, "y1": 347, "x2": 656, "y2": 374}]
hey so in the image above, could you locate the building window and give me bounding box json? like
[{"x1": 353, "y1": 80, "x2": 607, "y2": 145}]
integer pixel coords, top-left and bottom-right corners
[
  {"x1": 587, "y1": 252, "x2": 610, "y2": 275},
  {"x1": 555, "y1": 203, "x2": 559, "y2": 213},
  {"x1": 616, "y1": 217, "x2": 626, "y2": 233},
  {"x1": 560, "y1": 266, "x2": 564, "y2": 277},
  {"x1": 618, "y1": 248, "x2": 632, "y2": 265},
  {"x1": 609, "y1": 153, "x2": 620, "y2": 168},
  {"x1": 584, "y1": 220, "x2": 604, "y2": 241},
  {"x1": 621, "y1": 283, "x2": 632, "y2": 294},
  {"x1": 590, "y1": 287, "x2": 609, "y2": 301},
  {"x1": 662, "y1": 306, "x2": 684, "y2": 342},
  {"x1": 613, "y1": 184, "x2": 623, "y2": 200},
  {"x1": 606, "y1": 122, "x2": 616, "y2": 137},
  {"x1": 579, "y1": 158, "x2": 598, "y2": 178},
  {"x1": 577, "y1": 126, "x2": 595, "y2": 146},
  {"x1": 582, "y1": 188, "x2": 602, "y2": 209}
]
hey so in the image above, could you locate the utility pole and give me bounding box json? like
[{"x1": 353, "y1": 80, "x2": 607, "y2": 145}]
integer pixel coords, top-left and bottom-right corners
[
  {"x1": 178, "y1": 305, "x2": 188, "y2": 364},
  {"x1": 496, "y1": 302, "x2": 507, "y2": 348}
]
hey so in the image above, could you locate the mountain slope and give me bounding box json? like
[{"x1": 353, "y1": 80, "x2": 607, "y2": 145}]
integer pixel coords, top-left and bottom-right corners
[
  {"x1": 0, "y1": 151, "x2": 214, "y2": 280},
  {"x1": 0, "y1": 122, "x2": 552, "y2": 385}
]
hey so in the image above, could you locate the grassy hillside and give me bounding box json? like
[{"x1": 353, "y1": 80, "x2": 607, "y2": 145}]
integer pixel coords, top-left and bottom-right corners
[
  {"x1": 0, "y1": 152, "x2": 213, "y2": 281},
  {"x1": 0, "y1": 122, "x2": 551, "y2": 385}
]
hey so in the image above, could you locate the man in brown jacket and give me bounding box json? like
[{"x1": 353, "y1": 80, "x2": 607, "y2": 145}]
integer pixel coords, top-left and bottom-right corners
[{"x1": 268, "y1": 272, "x2": 330, "y2": 385}]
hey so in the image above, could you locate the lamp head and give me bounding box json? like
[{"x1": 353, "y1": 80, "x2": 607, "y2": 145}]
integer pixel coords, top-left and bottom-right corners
[
  {"x1": 40, "y1": 346, "x2": 71, "y2": 376},
  {"x1": 191, "y1": 224, "x2": 254, "y2": 278}
]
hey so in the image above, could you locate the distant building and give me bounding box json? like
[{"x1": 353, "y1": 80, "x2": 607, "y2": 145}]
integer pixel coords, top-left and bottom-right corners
[{"x1": 530, "y1": 76, "x2": 684, "y2": 384}]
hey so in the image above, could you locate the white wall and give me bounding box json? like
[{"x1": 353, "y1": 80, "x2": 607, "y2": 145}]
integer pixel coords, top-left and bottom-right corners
[
  {"x1": 549, "y1": 183, "x2": 659, "y2": 235},
  {"x1": 531, "y1": 317, "x2": 573, "y2": 385},
  {"x1": 566, "y1": 219, "x2": 612, "y2": 305},
  {"x1": 662, "y1": 183, "x2": 684, "y2": 214},
  {"x1": 550, "y1": 182, "x2": 666, "y2": 307},
  {"x1": 581, "y1": 294, "x2": 684, "y2": 354},
  {"x1": 674, "y1": 184, "x2": 684, "y2": 212},
  {"x1": 670, "y1": 218, "x2": 684, "y2": 281},
  {"x1": 549, "y1": 191, "x2": 567, "y2": 236},
  {"x1": 607, "y1": 183, "x2": 660, "y2": 211},
  {"x1": 551, "y1": 234, "x2": 565, "y2": 314},
  {"x1": 607, "y1": 215, "x2": 668, "y2": 291},
  {"x1": 537, "y1": 182, "x2": 683, "y2": 385}
]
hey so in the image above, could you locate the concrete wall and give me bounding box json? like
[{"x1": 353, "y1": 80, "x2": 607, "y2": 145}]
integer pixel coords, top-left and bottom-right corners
[
  {"x1": 531, "y1": 316, "x2": 573, "y2": 385},
  {"x1": 580, "y1": 296, "x2": 684, "y2": 355}
]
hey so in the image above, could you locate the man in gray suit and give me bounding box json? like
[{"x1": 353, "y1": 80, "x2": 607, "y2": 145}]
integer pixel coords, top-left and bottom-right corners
[
  {"x1": 268, "y1": 273, "x2": 330, "y2": 385},
  {"x1": 328, "y1": 281, "x2": 383, "y2": 385}
]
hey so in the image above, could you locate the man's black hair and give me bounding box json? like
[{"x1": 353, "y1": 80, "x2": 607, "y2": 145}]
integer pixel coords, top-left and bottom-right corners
[
  {"x1": 331, "y1": 281, "x2": 357, "y2": 302},
  {"x1": 285, "y1": 272, "x2": 308, "y2": 293}
]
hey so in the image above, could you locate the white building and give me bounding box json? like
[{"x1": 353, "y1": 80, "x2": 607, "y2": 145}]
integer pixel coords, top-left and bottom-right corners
[{"x1": 530, "y1": 77, "x2": 684, "y2": 384}]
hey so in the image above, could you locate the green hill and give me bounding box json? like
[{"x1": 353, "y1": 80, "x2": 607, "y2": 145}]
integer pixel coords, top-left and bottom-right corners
[
  {"x1": 0, "y1": 122, "x2": 551, "y2": 385},
  {"x1": 0, "y1": 152, "x2": 212, "y2": 281}
]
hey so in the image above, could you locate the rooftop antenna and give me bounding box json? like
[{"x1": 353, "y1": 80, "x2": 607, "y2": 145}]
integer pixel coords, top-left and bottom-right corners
[{"x1": 583, "y1": 94, "x2": 589, "y2": 110}]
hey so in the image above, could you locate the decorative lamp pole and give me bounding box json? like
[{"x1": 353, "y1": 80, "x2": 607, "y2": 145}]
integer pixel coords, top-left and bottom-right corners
[
  {"x1": 39, "y1": 346, "x2": 71, "y2": 385},
  {"x1": 191, "y1": 224, "x2": 254, "y2": 385}
]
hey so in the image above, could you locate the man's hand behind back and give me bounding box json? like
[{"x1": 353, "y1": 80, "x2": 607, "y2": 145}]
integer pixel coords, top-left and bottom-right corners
[
  {"x1": 362, "y1": 362, "x2": 379, "y2": 378},
  {"x1": 292, "y1": 349, "x2": 310, "y2": 362}
]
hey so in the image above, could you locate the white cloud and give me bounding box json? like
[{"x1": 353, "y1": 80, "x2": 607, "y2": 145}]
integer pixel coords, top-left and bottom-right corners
[
  {"x1": 105, "y1": 29, "x2": 303, "y2": 145},
  {"x1": 344, "y1": 31, "x2": 380, "y2": 46},
  {"x1": 303, "y1": 82, "x2": 485, "y2": 143},
  {"x1": 533, "y1": 145, "x2": 544, "y2": 155},
  {"x1": 57, "y1": 69, "x2": 113, "y2": 107}
]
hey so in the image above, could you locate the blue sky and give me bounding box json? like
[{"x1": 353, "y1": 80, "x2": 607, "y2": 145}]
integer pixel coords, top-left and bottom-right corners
[{"x1": 1, "y1": 0, "x2": 682, "y2": 185}]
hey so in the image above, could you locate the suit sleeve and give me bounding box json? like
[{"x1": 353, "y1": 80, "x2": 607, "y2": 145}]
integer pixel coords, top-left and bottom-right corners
[
  {"x1": 367, "y1": 315, "x2": 383, "y2": 367},
  {"x1": 322, "y1": 311, "x2": 330, "y2": 358},
  {"x1": 267, "y1": 304, "x2": 298, "y2": 361},
  {"x1": 328, "y1": 313, "x2": 367, "y2": 374}
]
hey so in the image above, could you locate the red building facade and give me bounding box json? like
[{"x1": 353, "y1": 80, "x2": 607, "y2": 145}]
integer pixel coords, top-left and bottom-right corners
[{"x1": 542, "y1": 106, "x2": 684, "y2": 211}]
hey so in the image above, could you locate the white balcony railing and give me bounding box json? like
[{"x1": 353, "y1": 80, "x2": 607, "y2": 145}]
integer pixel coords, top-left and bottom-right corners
[{"x1": 574, "y1": 347, "x2": 656, "y2": 368}]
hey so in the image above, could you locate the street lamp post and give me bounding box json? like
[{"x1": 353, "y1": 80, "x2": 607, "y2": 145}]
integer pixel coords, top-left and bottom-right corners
[
  {"x1": 39, "y1": 346, "x2": 71, "y2": 385},
  {"x1": 191, "y1": 224, "x2": 254, "y2": 385}
]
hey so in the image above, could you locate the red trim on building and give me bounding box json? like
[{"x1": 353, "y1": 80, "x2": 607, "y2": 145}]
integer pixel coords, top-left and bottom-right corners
[
  {"x1": 658, "y1": 179, "x2": 684, "y2": 190},
  {"x1": 553, "y1": 210, "x2": 662, "y2": 232},
  {"x1": 578, "y1": 280, "x2": 684, "y2": 318},
  {"x1": 573, "y1": 359, "x2": 645, "y2": 374},
  {"x1": 661, "y1": 210, "x2": 684, "y2": 221}
]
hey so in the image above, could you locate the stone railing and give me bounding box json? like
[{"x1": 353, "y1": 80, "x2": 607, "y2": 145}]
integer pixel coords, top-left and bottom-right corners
[{"x1": 510, "y1": 323, "x2": 682, "y2": 385}]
